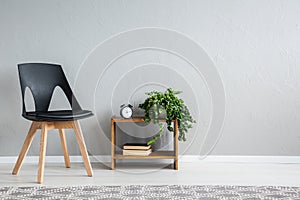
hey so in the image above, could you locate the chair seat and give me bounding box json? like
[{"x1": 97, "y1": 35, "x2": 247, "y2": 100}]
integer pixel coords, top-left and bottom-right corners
[{"x1": 23, "y1": 110, "x2": 93, "y2": 121}]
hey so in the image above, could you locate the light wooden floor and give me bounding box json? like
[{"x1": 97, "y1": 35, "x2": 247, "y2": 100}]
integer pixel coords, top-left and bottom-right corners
[{"x1": 1, "y1": 161, "x2": 300, "y2": 186}]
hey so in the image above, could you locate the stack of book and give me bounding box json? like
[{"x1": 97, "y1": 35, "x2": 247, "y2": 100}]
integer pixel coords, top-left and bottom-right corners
[{"x1": 122, "y1": 143, "x2": 152, "y2": 156}]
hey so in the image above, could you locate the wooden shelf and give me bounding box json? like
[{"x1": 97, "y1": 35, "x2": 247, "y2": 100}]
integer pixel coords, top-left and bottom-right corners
[
  {"x1": 114, "y1": 151, "x2": 175, "y2": 159},
  {"x1": 112, "y1": 116, "x2": 176, "y2": 123},
  {"x1": 111, "y1": 116, "x2": 179, "y2": 170}
]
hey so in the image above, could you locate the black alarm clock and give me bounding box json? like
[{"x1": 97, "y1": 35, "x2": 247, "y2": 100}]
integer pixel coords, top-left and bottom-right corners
[{"x1": 120, "y1": 104, "x2": 133, "y2": 119}]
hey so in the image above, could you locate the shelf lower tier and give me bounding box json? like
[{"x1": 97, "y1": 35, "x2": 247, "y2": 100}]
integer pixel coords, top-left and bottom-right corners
[{"x1": 114, "y1": 151, "x2": 176, "y2": 159}]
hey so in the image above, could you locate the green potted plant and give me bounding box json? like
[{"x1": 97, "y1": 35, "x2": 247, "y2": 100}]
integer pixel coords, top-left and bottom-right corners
[{"x1": 139, "y1": 88, "x2": 196, "y2": 145}]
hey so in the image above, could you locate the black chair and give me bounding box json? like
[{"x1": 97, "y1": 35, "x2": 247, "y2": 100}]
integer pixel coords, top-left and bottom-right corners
[{"x1": 12, "y1": 63, "x2": 93, "y2": 183}]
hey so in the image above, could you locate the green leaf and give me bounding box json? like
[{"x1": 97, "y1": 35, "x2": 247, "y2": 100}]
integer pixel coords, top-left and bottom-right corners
[{"x1": 139, "y1": 88, "x2": 196, "y2": 144}]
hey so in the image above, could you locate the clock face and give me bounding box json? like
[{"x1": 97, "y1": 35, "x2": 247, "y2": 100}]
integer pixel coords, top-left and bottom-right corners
[{"x1": 121, "y1": 106, "x2": 132, "y2": 118}]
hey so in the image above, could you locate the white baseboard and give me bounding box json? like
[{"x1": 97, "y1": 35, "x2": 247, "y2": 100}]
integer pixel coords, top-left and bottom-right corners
[
  {"x1": 0, "y1": 155, "x2": 300, "y2": 164},
  {"x1": 179, "y1": 155, "x2": 300, "y2": 164}
]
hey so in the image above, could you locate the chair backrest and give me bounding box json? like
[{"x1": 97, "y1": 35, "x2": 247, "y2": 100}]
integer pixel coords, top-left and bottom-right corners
[{"x1": 18, "y1": 63, "x2": 82, "y2": 114}]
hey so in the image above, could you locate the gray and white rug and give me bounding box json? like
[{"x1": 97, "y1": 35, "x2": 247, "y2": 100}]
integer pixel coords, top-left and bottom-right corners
[{"x1": 0, "y1": 185, "x2": 299, "y2": 199}]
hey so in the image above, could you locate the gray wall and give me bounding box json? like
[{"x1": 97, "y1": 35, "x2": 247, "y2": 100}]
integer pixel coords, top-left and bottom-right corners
[{"x1": 0, "y1": 0, "x2": 299, "y2": 157}]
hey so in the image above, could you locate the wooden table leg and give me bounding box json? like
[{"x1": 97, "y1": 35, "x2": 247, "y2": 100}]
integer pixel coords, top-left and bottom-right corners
[
  {"x1": 174, "y1": 119, "x2": 179, "y2": 170},
  {"x1": 111, "y1": 119, "x2": 115, "y2": 170}
]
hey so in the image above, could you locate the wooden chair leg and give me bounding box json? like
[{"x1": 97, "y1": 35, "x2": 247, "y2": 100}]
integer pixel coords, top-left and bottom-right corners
[
  {"x1": 12, "y1": 122, "x2": 38, "y2": 175},
  {"x1": 72, "y1": 120, "x2": 93, "y2": 177},
  {"x1": 37, "y1": 123, "x2": 48, "y2": 184},
  {"x1": 59, "y1": 129, "x2": 71, "y2": 168}
]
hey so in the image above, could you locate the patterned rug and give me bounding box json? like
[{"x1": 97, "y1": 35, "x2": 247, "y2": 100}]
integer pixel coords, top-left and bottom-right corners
[{"x1": 0, "y1": 185, "x2": 299, "y2": 199}]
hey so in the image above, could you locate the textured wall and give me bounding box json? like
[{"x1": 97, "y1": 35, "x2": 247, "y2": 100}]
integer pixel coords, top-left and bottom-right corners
[{"x1": 0, "y1": 0, "x2": 299, "y2": 157}]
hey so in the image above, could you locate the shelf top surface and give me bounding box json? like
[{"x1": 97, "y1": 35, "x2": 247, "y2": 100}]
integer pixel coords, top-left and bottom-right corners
[{"x1": 112, "y1": 116, "x2": 176, "y2": 122}]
